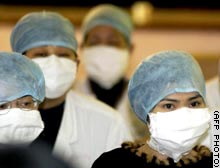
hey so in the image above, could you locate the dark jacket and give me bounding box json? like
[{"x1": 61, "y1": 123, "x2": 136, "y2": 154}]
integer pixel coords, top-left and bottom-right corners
[{"x1": 92, "y1": 142, "x2": 212, "y2": 168}]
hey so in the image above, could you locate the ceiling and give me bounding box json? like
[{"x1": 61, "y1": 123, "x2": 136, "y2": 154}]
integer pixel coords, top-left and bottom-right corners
[
  {"x1": 0, "y1": 0, "x2": 220, "y2": 8},
  {"x1": 0, "y1": 0, "x2": 220, "y2": 29}
]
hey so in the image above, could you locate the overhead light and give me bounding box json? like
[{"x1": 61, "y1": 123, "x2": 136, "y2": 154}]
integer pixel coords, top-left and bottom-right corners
[{"x1": 131, "y1": 1, "x2": 154, "y2": 26}]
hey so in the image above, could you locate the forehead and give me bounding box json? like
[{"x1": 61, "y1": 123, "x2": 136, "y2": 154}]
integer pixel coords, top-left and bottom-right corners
[
  {"x1": 86, "y1": 25, "x2": 125, "y2": 39},
  {"x1": 27, "y1": 46, "x2": 74, "y2": 52},
  {"x1": 163, "y1": 92, "x2": 201, "y2": 100},
  {"x1": 16, "y1": 95, "x2": 33, "y2": 101},
  {"x1": 26, "y1": 46, "x2": 77, "y2": 57}
]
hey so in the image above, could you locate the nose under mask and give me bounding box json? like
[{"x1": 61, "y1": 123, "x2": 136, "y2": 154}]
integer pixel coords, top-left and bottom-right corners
[
  {"x1": 33, "y1": 55, "x2": 77, "y2": 98},
  {"x1": 82, "y1": 45, "x2": 129, "y2": 89},
  {"x1": 0, "y1": 108, "x2": 44, "y2": 144},
  {"x1": 147, "y1": 107, "x2": 210, "y2": 162}
]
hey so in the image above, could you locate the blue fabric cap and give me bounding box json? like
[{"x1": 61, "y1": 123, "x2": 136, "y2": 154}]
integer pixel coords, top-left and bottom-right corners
[
  {"x1": 11, "y1": 11, "x2": 77, "y2": 53},
  {"x1": 128, "y1": 50, "x2": 206, "y2": 123},
  {"x1": 0, "y1": 52, "x2": 45, "y2": 104},
  {"x1": 82, "y1": 4, "x2": 133, "y2": 45}
]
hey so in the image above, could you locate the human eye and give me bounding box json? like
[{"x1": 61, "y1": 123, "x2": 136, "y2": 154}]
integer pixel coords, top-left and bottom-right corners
[
  {"x1": 107, "y1": 40, "x2": 121, "y2": 47},
  {"x1": 189, "y1": 101, "x2": 202, "y2": 108},
  {"x1": 163, "y1": 103, "x2": 175, "y2": 110},
  {"x1": 17, "y1": 96, "x2": 37, "y2": 110},
  {"x1": 57, "y1": 53, "x2": 71, "y2": 58},
  {"x1": 19, "y1": 100, "x2": 34, "y2": 109},
  {"x1": 87, "y1": 39, "x2": 100, "y2": 46},
  {"x1": 188, "y1": 96, "x2": 205, "y2": 108},
  {"x1": 153, "y1": 101, "x2": 176, "y2": 112},
  {"x1": 85, "y1": 35, "x2": 101, "y2": 46},
  {"x1": 29, "y1": 52, "x2": 48, "y2": 58},
  {"x1": 59, "y1": 53, "x2": 78, "y2": 62},
  {"x1": 35, "y1": 52, "x2": 48, "y2": 57}
]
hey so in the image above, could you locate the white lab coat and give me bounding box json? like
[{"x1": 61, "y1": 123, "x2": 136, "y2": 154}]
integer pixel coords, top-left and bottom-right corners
[
  {"x1": 206, "y1": 76, "x2": 220, "y2": 111},
  {"x1": 53, "y1": 90, "x2": 132, "y2": 168},
  {"x1": 74, "y1": 79, "x2": 148, "y2": 140}
]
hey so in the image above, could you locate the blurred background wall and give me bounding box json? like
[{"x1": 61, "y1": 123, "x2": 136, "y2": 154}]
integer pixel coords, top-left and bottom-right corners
[{"x1": 0, "y1": 1, "x2": 220, "y2": 81}]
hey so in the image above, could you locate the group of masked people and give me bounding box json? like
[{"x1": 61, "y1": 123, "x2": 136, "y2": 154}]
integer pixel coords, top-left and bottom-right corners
[{"x1": 0, "y1": 3, "x2": 212, "y2": 168}]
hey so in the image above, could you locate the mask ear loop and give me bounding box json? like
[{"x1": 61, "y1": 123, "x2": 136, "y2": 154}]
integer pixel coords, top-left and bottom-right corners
[
  {"x1": 145, "y1": 114, "x2": 153, "y2": 144},
  {"x1": 146, "y1": 114, "x2": 151, "y2": 137},
  {"x1": 146, "y1": 115, "x2": 150, "y2": 125}
]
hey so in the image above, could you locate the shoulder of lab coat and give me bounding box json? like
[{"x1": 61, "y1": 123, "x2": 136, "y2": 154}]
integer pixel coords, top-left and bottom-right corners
[
  {"x1": 206, "y1": 76, "x2": 220, "y2": 110},
  {"x1": 75, "y1": 78, "x2": 147, "y2": 140},
  {"x1": 53, "y1": 90, "x2": 133, "y2": 168},
  {"x1": 73, "y1": 78, "x2": 94, "y2": 96}
]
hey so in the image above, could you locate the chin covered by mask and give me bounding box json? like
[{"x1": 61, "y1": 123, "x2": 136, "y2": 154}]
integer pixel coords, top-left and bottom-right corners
[
  {"x1": 33, "y1": 55, "x2": 77, "y2": 99},
  {"x1": 147, "y1": 107, "x2": 211, "y2": 162},
  {"x1": 82, "y1": 45, "x2": 129, "y2": 89},
  {"x1": 0, "y1": 108, "x2": 44, "y2": 144}
]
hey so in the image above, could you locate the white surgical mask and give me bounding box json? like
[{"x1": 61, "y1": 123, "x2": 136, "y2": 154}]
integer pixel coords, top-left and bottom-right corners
[
  {"x1": 82, "y1": 45, "x2": 129, "y2": 89},
  {"x1": 33, "y1": 55, "x2": 77, "y2": 98},
  {"x1": 147, "y1": 107, "x2": 210, "y2": 162},
  {"x1": 0, "y1": 108, "x2": 44, "y2": 144}
]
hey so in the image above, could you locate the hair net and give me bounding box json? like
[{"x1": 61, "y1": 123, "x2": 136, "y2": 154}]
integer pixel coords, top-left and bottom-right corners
[
  {"x1": 0, "y1": 52, "x2": 45, "y2": 104},
  {"x1": 10, "y1": 11, "x2": 77, "y2": 54},
  {"x1": 128, "y1": 50, "x2": 206, "y2": 123},
  {"x1": 82, "y1": 4, "x2": 133, "y2": 45}
]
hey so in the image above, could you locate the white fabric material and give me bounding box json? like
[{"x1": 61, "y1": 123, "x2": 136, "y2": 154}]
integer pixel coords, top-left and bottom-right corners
[
  {"x1": 147, "y1": 107, "x2": 211, "y2": 162},
  {"x1": 52, "y1": 90, "x2": 132, "y2": 168},
  {"x1": 33, "y1": 55, "x2": 77, "y2": 98},
  {"x1": 0, "y1": 108, "x2": 44, "y2": 144},
  {"x1": 73, "y1": 79, "x2": 148, "y2": 140},
  {"x1": 206, "y1": 76, "x2": 220, "y2": 111},
  {"x1": 82, "y1": 46, "x2": 129, "y2": 89}
]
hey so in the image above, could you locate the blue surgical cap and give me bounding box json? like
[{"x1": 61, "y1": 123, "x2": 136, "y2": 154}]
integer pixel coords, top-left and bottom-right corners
[
  {"x1": 11, "y1": 11, "x2": 77, "y2": 54},
  {"x1": 0, "y1": 52, "x2": 45, "y2": 104},
  {"x1": 82, "y1": 4, "x2": 133, "y2": 45},
  {"x1": 128, "y1": 50, "x2": 206, "y2": 123}
]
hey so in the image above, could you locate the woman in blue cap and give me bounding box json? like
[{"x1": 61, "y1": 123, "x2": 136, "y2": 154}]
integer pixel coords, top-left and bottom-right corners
[
  {"x1": 91, "y1": 50, "x2": 212, "y2": 167},
  {"x1": 0, "y1": 51, "x2": 45, "y2": 145},
  {"x1": 10, "y1": 11, "x2": 132, "y2": 168},
  {"x1": 77, "y1": 4, "x2": 147, "y2": 140}
]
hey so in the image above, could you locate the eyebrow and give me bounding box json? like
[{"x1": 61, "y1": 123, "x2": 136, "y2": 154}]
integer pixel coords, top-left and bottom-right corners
[
  {"x1": 160, "y1": 98, "x2": 179, "y2": 103},
  {"x1": 160, "y1": 94, "x2": 202, "y2": 103},
  {"x1": 188, "y1": 94, "x2": 202, "y2": 101}
]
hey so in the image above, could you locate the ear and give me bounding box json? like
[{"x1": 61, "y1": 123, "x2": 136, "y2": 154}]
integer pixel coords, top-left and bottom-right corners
[
  {"x1": 79, "y1": 42, "x2": 85, "y2": 50},
  {"x1": 76, "y1": 59, "x2": 80, "y2": 67},
  {"x1": 129, "y1": 42, "x2": 135, "y2": 55}
]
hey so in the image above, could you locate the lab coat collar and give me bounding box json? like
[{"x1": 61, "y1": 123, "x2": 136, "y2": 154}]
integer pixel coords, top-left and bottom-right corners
[
  {"x1": 54, "y1": 90, "x2": 78, "y2": 153},
  {"x1": 62, "y1": 90, "x2": 78, "y2": 143}
]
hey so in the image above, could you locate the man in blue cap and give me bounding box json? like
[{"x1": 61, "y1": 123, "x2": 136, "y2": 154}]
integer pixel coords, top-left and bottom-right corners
[
  {"x1": 10, "y1": 11, "x2": 132, "y2": 168},
  {"x1": 77, "y1": 4, "x2": 147, "y2": 140},
  {"x1": 0, "y1": 51, "x2": 45, "y2": 145}
]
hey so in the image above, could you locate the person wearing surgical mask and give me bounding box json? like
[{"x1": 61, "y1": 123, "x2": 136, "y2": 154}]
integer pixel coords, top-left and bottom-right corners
[
  {"x1": 91, "y1": 50, "x2": 212, "y2": 168},
  {"x1": 76, "y1": 4, "x2": 147, "y2": 140},
  {"x1": 205, "y1": 58, "x2": 220, "y2": 111},
  {"x1": 10, "y1": 11, "x2": 132, "y2": 168},
  {"x1": 0, "y1": 52, "x2": 45, "y2": 145}
]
